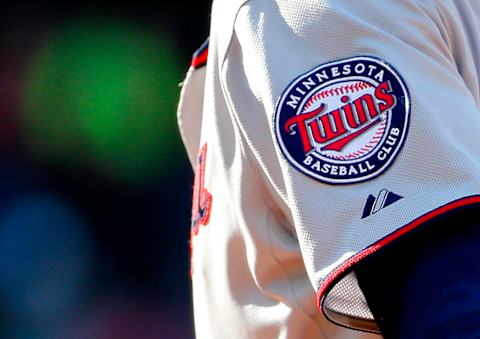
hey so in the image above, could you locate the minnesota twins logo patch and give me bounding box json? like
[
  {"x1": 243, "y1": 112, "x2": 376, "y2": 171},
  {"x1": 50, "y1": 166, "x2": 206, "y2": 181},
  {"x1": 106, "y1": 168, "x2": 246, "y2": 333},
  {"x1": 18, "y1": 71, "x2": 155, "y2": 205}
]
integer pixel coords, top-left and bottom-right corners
[{"x1": 274, "y1": 56, "x2": 410, "y2": 184}]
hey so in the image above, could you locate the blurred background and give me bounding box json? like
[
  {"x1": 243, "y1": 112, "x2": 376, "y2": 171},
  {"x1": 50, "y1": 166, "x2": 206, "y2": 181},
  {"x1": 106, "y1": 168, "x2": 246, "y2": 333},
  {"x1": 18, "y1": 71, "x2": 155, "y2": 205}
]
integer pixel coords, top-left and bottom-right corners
[{"x1": 0, "y1": 1, "x2": 211, "y2": 338}]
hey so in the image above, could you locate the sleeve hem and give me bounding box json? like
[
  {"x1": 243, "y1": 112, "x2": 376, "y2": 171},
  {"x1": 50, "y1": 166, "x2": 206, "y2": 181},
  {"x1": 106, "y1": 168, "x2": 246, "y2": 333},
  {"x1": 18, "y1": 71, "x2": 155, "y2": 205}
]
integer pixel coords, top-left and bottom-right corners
[{"x1": 316, "y1": 195, "x2": 480, "y2": 330}]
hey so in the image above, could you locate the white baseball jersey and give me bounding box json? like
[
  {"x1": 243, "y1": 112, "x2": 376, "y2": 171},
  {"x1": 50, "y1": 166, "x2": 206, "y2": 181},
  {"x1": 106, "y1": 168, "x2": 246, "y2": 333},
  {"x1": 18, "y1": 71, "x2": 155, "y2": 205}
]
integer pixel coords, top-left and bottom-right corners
[{"x1": 177, "y1": 0, "x2": 480, "y2": 338}]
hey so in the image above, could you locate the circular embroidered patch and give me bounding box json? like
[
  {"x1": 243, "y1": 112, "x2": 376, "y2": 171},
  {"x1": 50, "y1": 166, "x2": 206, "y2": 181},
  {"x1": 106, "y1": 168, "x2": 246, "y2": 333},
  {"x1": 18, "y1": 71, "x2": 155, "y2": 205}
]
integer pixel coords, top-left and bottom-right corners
[{"x1": 274, "y1": 56, "x2": 410, "y2": 184}]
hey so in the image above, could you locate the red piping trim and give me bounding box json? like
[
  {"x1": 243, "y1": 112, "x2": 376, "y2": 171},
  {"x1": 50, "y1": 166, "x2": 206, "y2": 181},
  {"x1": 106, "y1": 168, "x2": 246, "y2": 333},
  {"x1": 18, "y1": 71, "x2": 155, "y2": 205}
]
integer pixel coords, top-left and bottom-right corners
[
  {"x1": 191, "y1": 48, "x2": 209, "y2": 69},
  {"x1": 316, "y1": 195, "x2": 480, "y2": 311}
]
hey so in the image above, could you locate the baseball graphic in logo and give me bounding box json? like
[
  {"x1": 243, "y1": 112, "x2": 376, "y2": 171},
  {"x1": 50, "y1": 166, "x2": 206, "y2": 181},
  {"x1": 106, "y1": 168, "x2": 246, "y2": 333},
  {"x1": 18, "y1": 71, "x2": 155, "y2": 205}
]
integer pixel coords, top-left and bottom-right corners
[{"x1": 274, "y1": 56, "x2": 410, "y2": 184}]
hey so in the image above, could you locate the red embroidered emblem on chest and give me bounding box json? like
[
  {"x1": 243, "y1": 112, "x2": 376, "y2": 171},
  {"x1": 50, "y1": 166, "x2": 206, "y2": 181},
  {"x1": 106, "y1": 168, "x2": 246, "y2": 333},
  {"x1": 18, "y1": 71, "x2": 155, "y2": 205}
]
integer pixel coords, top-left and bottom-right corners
[{"x1": 191, "y1": 143, "x2": 212, "y2": 235}]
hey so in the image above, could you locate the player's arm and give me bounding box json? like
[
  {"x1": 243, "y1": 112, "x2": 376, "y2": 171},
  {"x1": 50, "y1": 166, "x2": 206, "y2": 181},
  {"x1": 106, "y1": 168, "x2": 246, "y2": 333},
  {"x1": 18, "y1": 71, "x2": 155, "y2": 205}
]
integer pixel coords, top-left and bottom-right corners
[
  {"x1": 221, "y1": 0, "x2": 480, "y2": 336},
  {"x1": 355, "y1": 203, "x2": 480, "y2": 338}
]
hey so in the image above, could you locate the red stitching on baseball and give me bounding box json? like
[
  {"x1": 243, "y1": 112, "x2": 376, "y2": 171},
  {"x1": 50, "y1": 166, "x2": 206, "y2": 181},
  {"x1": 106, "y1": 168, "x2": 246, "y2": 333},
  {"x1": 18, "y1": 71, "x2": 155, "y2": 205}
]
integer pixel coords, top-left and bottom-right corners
[
  {"x1": 303, "y1": 81, "x2": 373, "y2": 111},
  {"x1": 324, "y1": 118, "x2": 387, "y2": 160}
]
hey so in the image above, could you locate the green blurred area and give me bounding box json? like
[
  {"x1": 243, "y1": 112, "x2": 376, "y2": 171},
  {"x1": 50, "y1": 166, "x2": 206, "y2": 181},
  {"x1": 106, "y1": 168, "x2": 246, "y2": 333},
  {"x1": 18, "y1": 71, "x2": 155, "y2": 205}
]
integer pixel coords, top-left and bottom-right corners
[{"x1": 22, "y1": 18, "x2": 184, "y2": 184}]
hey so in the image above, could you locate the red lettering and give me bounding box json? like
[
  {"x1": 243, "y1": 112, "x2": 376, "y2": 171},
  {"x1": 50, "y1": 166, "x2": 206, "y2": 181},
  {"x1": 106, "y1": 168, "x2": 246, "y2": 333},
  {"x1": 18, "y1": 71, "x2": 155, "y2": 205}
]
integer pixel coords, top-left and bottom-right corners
[
  {"x1": 284, "y1": 82, "x2": 397, "y2": 153},
  {"x1": 354, "y1": 93, "x2": 379, "y2": 124},
  {"x1": 284, "y1": 105, "x2": 325, "y2": 153},
  {"x1": 191, "y1": 143, "x2": 212, "y2": 236},
  {"x1": 375, "y1": 81, "x2": 396, "y2": 111},
  {"x1": 312, "y1": 108, "x2": 347, "y2": 144},
  {"x1": 190, "y1": 143, "x2": 213, "y2": 277},
  {"x1": 341, "y1": 100, "x2": 359, "y2": 129}
]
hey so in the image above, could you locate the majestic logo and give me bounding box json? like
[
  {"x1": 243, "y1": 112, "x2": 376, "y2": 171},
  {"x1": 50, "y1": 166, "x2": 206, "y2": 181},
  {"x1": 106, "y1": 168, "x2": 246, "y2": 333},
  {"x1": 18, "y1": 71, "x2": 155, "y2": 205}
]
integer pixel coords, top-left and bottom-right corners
[
  {"x1": 362, "y1": 189, "x2": 403, "y2": 219},
  {"x1": 274, "y1": 56, "x2": 410, "y2": 184}
]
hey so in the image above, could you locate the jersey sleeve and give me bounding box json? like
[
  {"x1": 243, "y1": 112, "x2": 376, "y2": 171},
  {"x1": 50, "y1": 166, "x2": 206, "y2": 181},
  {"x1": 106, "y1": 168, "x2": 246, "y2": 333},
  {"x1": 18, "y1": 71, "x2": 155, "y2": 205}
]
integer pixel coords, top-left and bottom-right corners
[{"x1": 218, "y1": 0, "x2": 480, "y2": 329}]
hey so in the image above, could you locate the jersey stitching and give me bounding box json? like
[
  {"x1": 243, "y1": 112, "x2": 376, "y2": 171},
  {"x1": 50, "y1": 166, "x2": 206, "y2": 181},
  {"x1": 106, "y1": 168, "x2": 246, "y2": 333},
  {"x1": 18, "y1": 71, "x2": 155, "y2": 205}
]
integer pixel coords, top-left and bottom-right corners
[
  {"x1": 219, "y1": 4, "x2": 327, "y2": 333},
  {"x1": 222, "y1": 73, "x2": 326, "y2": 331},
  {"x1": 221, "y1": 1, "x2": 289, "y2": 209},
  {"x1": 264, "y1": 217, "x2": 328, "y2": 337},
  {"x1": 418, "y1": 0, "x2": 454, "y2": 57},
  {"x1": 244, "y1": 149, "x2": 328, "y2": 335}
]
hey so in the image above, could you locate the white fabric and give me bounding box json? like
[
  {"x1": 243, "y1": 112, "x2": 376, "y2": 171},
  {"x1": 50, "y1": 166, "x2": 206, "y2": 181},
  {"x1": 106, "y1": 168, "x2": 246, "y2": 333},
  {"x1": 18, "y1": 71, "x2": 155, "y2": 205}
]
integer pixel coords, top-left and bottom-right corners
[{"x1": 178, "y1": 1, "x2": 480, "y2": 338}]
